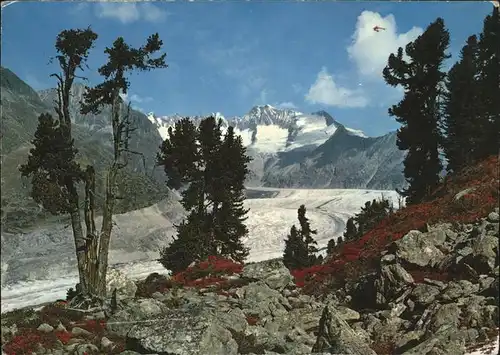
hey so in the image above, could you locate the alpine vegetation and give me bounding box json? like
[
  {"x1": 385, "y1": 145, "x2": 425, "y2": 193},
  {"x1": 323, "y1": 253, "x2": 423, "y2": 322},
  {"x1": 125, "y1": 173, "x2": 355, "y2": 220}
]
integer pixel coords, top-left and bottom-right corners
[
  {"x1": 283, "y1": 204, "x2": 319, "y2": 270},
  {"x1": 157, "y1": 117, "x2": 252, "y2": 273}
]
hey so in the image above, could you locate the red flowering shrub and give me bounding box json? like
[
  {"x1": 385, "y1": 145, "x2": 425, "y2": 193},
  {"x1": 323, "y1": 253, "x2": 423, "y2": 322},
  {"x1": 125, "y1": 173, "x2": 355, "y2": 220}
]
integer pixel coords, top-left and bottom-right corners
[
  {"x1": 39, "y1": 304, "x2": 84, "y2": 328},
  {"x1": 55, "y1": 330, "x2": 72, "y2": 345},
  {"x1": 3, "y1": 331, "x2": 43, "y2": 355},
  {"x1": 3, "y1": 328, "x2": 62, "y2": 355},
  {"x1": 171, "y1": 256, "x2": 244, "y2": 288}
]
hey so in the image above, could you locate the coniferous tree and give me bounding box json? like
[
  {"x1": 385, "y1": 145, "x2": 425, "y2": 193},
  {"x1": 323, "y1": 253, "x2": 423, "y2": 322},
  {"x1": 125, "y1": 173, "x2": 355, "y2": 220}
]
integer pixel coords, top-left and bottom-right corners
[
  {"x1": 326, "y1": 238, "x2": 336, "y2": 254},
  {"x1": 157, "y1": 117, "x2": 251, "y2": 273},
  {"x1": 343, "y1": 217, "x2": 358, "y2": 242},
  {"x1": 80, "y1": 33, "x2": 167, "y2": 297},
  {"x1": 283, "y1": 205, "x2": 319, "y2": 269},
  {"x1": 297, "y1": 204, "x2": 319, "y2": 266},
  {"x1": 475, "y1": 7, "x2": 500, "y2": 159},
  {"x1": 20, "y1": 28, "x2": 98, "y2": 298},
  {"x1": 20, "y1": 29, "x2": 167, "y2": 302},
  {"x1": 383, "y1": 18, "x2": 450, "y2": 205},
  {"x1": 283, "y1": 225, "x2": 304, "y2": 270},
  {"x1": 214, "y1": 126, "x2": 251, "y2": 261},
  {"x1": 442, "y1": 35, "x2": 481, "y2": 173}
]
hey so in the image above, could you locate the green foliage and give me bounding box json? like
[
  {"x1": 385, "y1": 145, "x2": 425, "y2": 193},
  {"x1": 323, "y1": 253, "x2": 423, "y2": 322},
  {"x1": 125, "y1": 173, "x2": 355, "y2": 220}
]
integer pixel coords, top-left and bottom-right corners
[
  {"x1": 354, "y1": 198, "x2": 394, "y2": 236},
  {"x1": 157, "y1": 116, "x2": 251, "y2": 273},
  {"x1": 383, "y1": 18, "x2": 450, "y2": 205},
  {"x1": 19, "y1": 113, "x2": 83, "y2": 215},
  {"x1": 326, "y1": 238, "x2": 336, "y2": 254},
  {"x1": 283, "y1": 205, "x2": 319, "y2": 270},
  {"x1": 473, "y1": 7, "x2": 500, "y2": 161},
  {"x1": 335, "y1": 197, "x2": 394, "y2": 251},
  {"x1": 343, "y1": 217, "x2": 358, "y2": 242},
  {"x1": 443, "y1": 34, "x2": 487, "y2": 173},
  {"x1": 440, "y1": 7, "x2": 499, "y2": 174},
  {"x1": 283, "y1": 225, "x2": 305, "y2": 270},
  {"x1": 81, "y1": 33, "x2": 167, "y2": 115}
]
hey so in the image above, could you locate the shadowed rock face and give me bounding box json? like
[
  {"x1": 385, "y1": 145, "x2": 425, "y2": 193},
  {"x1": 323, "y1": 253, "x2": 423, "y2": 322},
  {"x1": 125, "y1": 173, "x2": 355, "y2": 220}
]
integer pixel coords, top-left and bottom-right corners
[{"x1": 1, "y1": 67, "x2": 172, "y2": 233}]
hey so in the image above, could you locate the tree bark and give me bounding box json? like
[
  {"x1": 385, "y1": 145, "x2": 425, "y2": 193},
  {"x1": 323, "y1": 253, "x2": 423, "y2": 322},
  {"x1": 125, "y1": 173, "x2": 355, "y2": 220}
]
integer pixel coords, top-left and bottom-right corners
[
  {"x1": 67, "y1": 181, "x2": 89, "y2": 294},
  {"x1": 95, "y1": 96, "x2": 120, "y2": 297}
]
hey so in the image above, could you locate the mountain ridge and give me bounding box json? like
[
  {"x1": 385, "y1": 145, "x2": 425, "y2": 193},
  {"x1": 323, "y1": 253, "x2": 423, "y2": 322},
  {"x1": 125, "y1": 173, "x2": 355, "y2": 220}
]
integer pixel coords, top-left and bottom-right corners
[{"x1": 147, "y1": 105, "x2": 405, "y2": 190}]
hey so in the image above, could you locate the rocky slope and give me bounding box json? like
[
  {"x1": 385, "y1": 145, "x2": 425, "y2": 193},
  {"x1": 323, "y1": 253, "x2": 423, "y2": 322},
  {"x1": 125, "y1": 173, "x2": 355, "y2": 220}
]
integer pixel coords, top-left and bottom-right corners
[
  {"x1": 0, "y1": 67, "x2": 173, "y2": 232},
  {"x1": 1, "y1": 156, "x2": 498, "y2": 355},
  {"x1": 1, "y1": 212, "x2": 498, "y2": 354},
  {"x1": 148, "y1": 106, "x2": 406, "y2": 190}
]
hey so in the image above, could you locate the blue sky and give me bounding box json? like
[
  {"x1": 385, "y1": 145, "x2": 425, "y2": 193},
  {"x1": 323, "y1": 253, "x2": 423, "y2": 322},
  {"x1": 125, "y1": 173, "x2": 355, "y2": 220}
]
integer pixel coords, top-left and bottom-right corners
[{"x1": 1, "y1": 1, "x2": 494, "y2": 136}]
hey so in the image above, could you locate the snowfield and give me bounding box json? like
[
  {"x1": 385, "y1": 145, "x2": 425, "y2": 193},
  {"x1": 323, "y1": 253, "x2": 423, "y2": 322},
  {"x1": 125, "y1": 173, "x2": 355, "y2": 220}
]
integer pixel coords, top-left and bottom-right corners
[{"x1": 2, "y1": 187, "x2": 399, "y2": 312}]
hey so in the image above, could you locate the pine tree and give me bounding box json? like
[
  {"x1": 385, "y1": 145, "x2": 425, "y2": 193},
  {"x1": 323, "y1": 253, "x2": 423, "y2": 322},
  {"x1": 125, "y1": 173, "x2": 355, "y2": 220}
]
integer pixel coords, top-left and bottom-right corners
[
  {"x1": 214, "y1": 126, "x2": 251, "y2": 262},
  {"x1": 283, "y1": 225, "x2": 303, "y2": 270},
  {"x1": 19, "y1": 28, "x2": 167, "y2": 301},
  {"x1": 283, "y1": 205, "x2": 319, "y2": 269},
  {"x1": 443, "y1": 35, "x2": 481, "y2": 173},
  {"x1": 297, "y1": 205, "x2": 319, "y2": 267},
  {"x1": 343, "y1": 217, "x2": 358, "y2": 242},
  {"x1": 326, "y1": 238, "x2": 336, "y2": 254},
  {"x1": 20, "y1": 28, "x2": 98, "y2": 298},
  {"x1": 157, "y1": 117, "x2": 251, "y2": 273},
  {"x1": 80, "y1": 33, "x2": 167, "y2": 297},
  {"x1": 383, "y1": 18, "x2": 450, "y2": 205},
  {"x1": 475, "y1": 7, "x2": 500, "y2": 160}
]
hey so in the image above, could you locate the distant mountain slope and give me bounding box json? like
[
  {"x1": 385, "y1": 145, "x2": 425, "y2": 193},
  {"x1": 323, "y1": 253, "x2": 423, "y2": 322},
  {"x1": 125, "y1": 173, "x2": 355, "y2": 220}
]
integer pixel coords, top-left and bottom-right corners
[
  {"x1": 261, "y1": 126, "x2": 405, "y2": 189},
  {"x1": 148, "y1": 106, "x2": 406, "y2": 190},
  {"x1": 0, "y1": 67, "x2": 174, "y2": 232}
]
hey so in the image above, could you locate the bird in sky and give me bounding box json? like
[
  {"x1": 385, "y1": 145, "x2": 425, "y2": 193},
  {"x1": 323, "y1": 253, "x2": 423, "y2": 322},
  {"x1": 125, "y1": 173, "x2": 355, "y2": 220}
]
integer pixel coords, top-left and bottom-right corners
[{"x1": 373, "y1": 26, "x2": 386, "y2": 32}]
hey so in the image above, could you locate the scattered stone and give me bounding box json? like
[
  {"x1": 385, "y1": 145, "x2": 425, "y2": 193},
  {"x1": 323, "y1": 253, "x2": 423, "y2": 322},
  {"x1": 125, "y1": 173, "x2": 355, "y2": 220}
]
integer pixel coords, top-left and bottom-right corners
[
  {"x1": 312, "y1": 302, "x2": 377, "y2": 355},
  {"x1": 106, "y1": 268, "x2": 138, "y2": 301},
  {"x1": 71, "y1": 326, "x2": 93, "y2": 337},
  {"x1": 487, "y1": 212, "x2": 499, "y2": 223}
]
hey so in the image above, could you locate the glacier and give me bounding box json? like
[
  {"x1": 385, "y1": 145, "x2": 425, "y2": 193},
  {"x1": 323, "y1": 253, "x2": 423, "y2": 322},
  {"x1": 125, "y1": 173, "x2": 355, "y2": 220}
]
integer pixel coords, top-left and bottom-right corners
[{"x1": 1, "y1": 187, "x2": 399, "y2": 313}]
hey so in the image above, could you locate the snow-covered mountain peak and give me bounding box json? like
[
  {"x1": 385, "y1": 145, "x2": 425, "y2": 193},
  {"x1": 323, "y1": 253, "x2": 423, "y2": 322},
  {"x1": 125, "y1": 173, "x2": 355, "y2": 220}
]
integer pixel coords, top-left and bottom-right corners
[
  {"x1": 146, "y1": 105, "x2": 367, "y2": 154},
  {"x1": 240, "y1": 104, "x2": 302, "y2": 128}
]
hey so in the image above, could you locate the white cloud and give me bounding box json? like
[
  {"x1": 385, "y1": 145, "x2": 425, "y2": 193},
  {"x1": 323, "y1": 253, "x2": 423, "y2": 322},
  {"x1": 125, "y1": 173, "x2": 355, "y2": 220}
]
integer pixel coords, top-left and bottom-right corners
[
  {"x1": 275, "y1": 102, "x2": 297, "y2": 109},
  {"x1": 141, "y1": 3, "x2": 168, "y2": 23},
  {"x1": 347, "y1": 11, "x2": 423, "y2": 80},
  {"x1": 96, "y1": 2, "x2": 168, "y2": 24},
  {"x1": 129, "y1": 94, "x2": 153, "y2": 104},
  {"x1": 305, "y1": 67, "x2": 368, "y2": 108},
  {"x1": 119, "y1": 92, "x2": 153, "y2": 105}
]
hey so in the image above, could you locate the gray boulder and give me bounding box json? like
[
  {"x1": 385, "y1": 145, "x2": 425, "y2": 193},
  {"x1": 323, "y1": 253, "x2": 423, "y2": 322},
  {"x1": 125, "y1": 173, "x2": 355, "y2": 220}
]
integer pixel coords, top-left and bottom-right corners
[
  {"x1": 393, "y1": 230, "x2": 446, "y2": 267},
  {"x1": 312, "y1": 302, "x2": 377, "y2": 355},
  {"x1": 242, "y1": 259, "x2": 294, "y2": 291}
]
